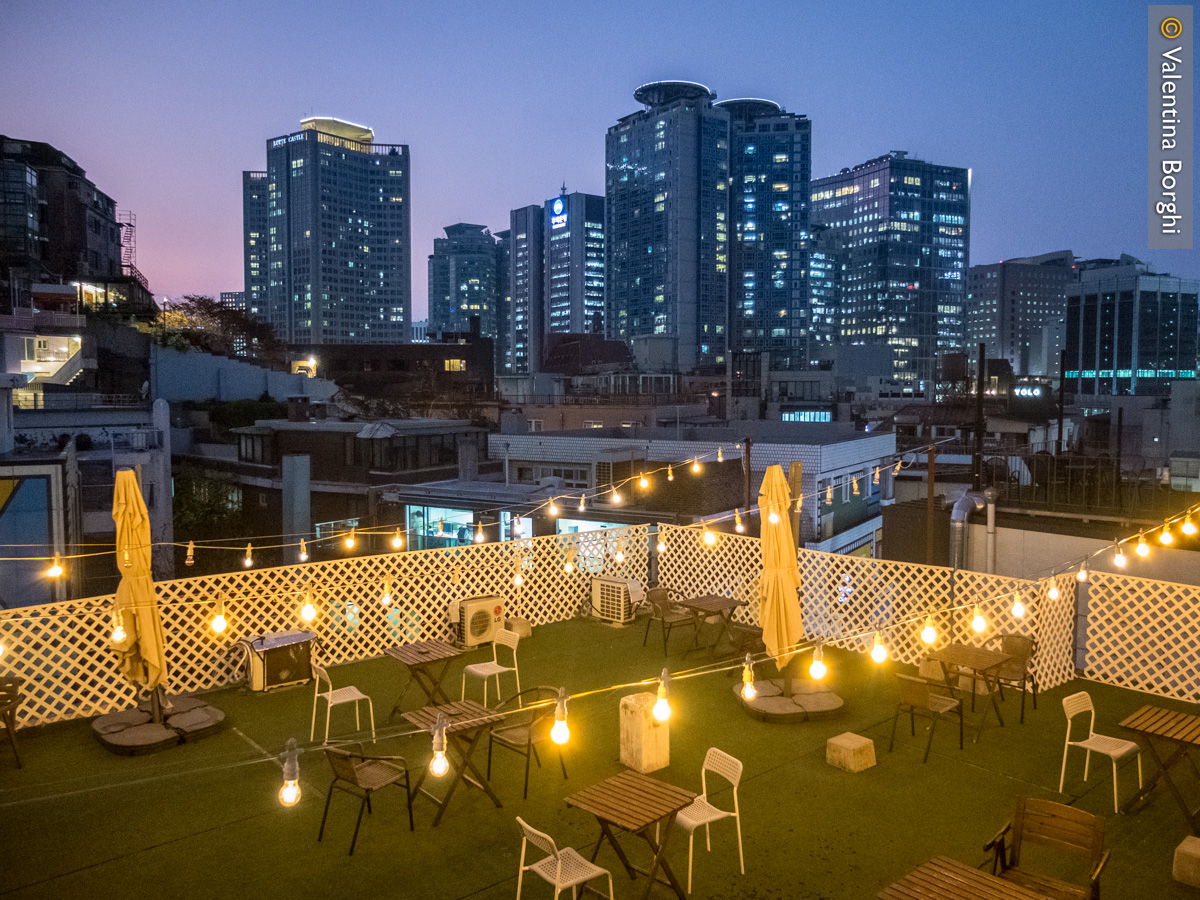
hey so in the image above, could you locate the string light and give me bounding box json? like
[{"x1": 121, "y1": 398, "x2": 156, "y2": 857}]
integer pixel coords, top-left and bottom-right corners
[
  {"x1": 871, "y1": 631, "x2": 888, "y2": 664},
  {"x1": 1047, "y1": 581, "x2": 1060, "y2": 601},
  {"x1": 1183, "y1": 514, "x2": 1198, "y2": 536},
  {"x1": 429, "y1": 713, "x2": 450, "y2": 777},
  {"x1": 611, "y1": 488, "x2": 622, "y2": 505},
  {"x1": 825, "y1": 484, "x2": 833, "y2": 505},
  {"x1": 639, "y1": 473, "x2": 650, "y2": 489},
  {"x1": 298, "y1": 539, "x2": 309, "y2": 562},
  {"x1": 1077, "y1": 560, "x2": 1089, "y2": 582},
  {"x1": 1160, "y1": 525, "x2": 1174, "y2": 546},
  {"x1": 667, "y1": 465, "x2": 674, "y2": 482},
  {"x1": 614, "y1": 544, "x2": 626, "y2": 564},
  {"x1": 768, "y1": 507, "x2": 780, "y2": 525},
  {"x1": 185, "y1": 541, "x2": 195, "y2": 567},
  {"x1": 921, "y1": 615, "x2": 937, "y2": 644},
  {"x1": 702, "y1": 523, "x2": 717, "y2": 546},
  {"x1": 809, "y1": 645, "x2": 827, "y2": 680},
  {"x1": 46, "y1": 554, "x2": 63, "y2": 578},
  {"x1": 734, "y1": 510, "x2": 745, "y2": 533},
  {"x1": 243, "y1": 544, "x2": 253, "y2": 567},
  {"x1": 122, "y1": 549, "x2": 132, "y2": 569},
  {"x1": 653, "y1": 669, "x2": 671, "y2": 721},
  {"x1": 691, "y1": 459, "x2": 702, "y2": 475},
  {"x1": 513, "y1": 570, "x2": 524, "y2": 588},
  {"x1": 548, "y1": 499, "x2": 559, "y2": 517},
  {"x1": 111, "y1": 611, "x2": 126, "y2": 644},
  {"x1": 344, "y1": 527, "x2": 356, "y2": 550},
  {"x1": 437, "y1": 518, "x2": 445, "y2": 537},
  {"x1": 873, "y1": 466, "x2": 880, "y2": 485},
  {"x1": 794, "y1": 496, "x2": 802, "y2": 513},
  {"x1": 278, "y1": 738, "x2": 301, "y2": 807},
  {"x1": 513, "y1": 515, "x2": 523, "y2": 537},
  {"x1": 452, "y1": 565, "x2": 463, "y2": 585},
  {"x1": 381, "y1": 581, "x2": 393, "y2": 607},
  {"x1": 971, "y1": 605, "x2": 987, "y2": 632},
  {"x1": 740, "y1": 654, "x2": 757, "y2": 701},
  {"x1": 656, "y1": 538, "x2": 667, "y2": 554},
  {"x1": 1011, "y1": 591, "x2": 1025, "y2": 618},
  {"x1": 852, "y1": 477, "x2": 860, "y2": 496},
  {"x1": 391, "y1": 529, "x2": 404, "y2": 550},
  {"x1": 1113, "y1": 543, "x2": 1127, "y2": 568},
  {"x1": 300, "y1": 591, "x2": 317, "y2": 623},
  {"x1": 564, "y1": 553, "x2": 576, "y2": 574},
  {"x1": 893, "y1": 460, "x2": 902, "y2": 476},
  {"x1": 474, "y1": 522, "x2": 485, "y2": 544},
  {"x1": 551, "y1": 687, "x2": 570, "y2": 744},
  {"x1": 211, "y1": 597, "x2": 228, "y2": 634},
  {"x1": 578, "y1": 495, "x2": 586, "y2": 512},
  {"x1": 1135, "y1": 531, "x2": 1149, "y2": 557},
  {"x1": 717, "y1": 447, "x2": 724, "y2": 463}
]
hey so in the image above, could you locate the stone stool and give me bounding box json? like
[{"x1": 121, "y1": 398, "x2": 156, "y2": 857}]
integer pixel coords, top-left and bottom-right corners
[
  {"x1": 1175, "y1": 836, "x2": 1200, "y2": 887},
  {"x1": 827, "y1": 732, "x2": 876, "y2": 773}
]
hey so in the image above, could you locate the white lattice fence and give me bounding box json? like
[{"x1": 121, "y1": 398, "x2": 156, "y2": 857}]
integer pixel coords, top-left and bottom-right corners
[
  {"x1": 1083, "y1": 571, "x2": 1200, "y2": 701},
  {"x1": 0, "y1": 525, "x2": 651, "y2": 729}
]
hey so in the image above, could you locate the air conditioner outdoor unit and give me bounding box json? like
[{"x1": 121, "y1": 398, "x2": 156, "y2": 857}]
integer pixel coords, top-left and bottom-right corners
[
  {"x1": 591, "y1": 576, "x2": 637, "y2": 625},
  {"x1": 456, "y1": 595, "x2": 505, "y2": 648}
]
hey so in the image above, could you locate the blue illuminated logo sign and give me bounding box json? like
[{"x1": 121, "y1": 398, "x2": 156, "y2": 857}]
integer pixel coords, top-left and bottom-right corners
[{"x1": 550, "y1": 197, "x2": 568, "y2": 229}]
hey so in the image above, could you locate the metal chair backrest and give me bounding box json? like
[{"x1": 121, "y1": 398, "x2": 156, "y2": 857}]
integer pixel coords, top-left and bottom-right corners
[
  {"x1": 646, "y1": 587, "x2": 675, "y2": 615},
  {"x1": 1062, "y1": 691, "x2": 1095, "y2": 737},
  {"x1": 702, "y1": 747, "x2": 743, "y2": 793},
  {"x1": 324, "y1": 747, "x2": 361, "y2": 784},
  {"x1": 999, "y1": 634, "x2": 1035, "y2": 670},
  {"x1": 1009, "y1": 796, "x2": 1105, "y2": 870},
  {"x1": 498, "y1": 686, "x2": 557, "y2": 731},
  {"x1": 517, "y1": 815, "x2": 559, "y2": 860},
  {"x1": 0, "y1": 677, "x2": 21, "y2": 710}
]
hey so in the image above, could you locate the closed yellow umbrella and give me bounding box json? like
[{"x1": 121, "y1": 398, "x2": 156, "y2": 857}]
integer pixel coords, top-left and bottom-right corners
[
  {"x1": 111, "y1": 469, "x2": 169, "y2": 701},
  {"x1": 757, "y1": 464, "x2": 804, "y2": 671}
]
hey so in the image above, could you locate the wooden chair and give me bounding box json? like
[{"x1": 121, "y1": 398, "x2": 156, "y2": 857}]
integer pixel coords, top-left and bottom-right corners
[
  {"x1": 317, "y1": 744, "x2": 413, "y2": 855},
  {"x1": 641, "y1": 586, "x2": 691, "y2": 654},
  {"x1": 984, "y1": 796, "x2": 1108, "y2": 900},
  {"x1": 675, "y1": 747, "x2": 745, "y2": 892},
  {"x1": 0, "y1": 676, "x2": 23, "y2": 768},
  {"x1": 310, "y1": 663, "x2": 375, "y2": 743},
  {"x1": 994, "y1": 633, "x2": 1039, "y2": 723},
  {"x1": 888, "y1": 673, "x2": 962, "y2": 763},
  {"x1": 516, "y1": 816, "x2": 613, "y2": 900},
  {"x1": 1059, "y1": 690, "x2": 1142, "y2": 814},
  {"x1": 487, "y1": 686, "x2": 568, "y2": 799},
  {"x1": 461, "y1": 628, "x2": 521, "y2": 708}
]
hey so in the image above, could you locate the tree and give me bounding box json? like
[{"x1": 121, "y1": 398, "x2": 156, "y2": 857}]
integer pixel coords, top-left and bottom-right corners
[{"x1": 154, "y1": 295, "x2": 284, "y2": 363}]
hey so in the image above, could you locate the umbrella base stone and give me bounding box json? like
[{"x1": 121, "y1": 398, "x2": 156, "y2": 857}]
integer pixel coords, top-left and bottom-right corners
[
  {"x1": 92, "y1": 721, "x2": 180, "y2": 755},
  {"x1": 736, "y1": 678, "x2": 844, "y2": 723},
  {"x1": 93, "y1": 698, "x2": 225, "y2": 754}
]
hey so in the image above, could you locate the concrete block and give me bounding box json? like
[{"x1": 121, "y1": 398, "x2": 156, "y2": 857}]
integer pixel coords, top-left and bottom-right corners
[
  {"x1": 620, "y1": 691, "x2": 669, "y2": 773},
  {"x1": 827, "y1": 732, "x2": 876, "y2": 773},
  {"x1": 1174, "y1": 836, "x2": 1200, "y2": 887}
]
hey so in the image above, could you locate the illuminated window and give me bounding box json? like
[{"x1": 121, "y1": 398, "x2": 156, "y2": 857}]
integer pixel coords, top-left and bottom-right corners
[{"x1": 444, "y1": 359, "x2": 466, "y2": 372}]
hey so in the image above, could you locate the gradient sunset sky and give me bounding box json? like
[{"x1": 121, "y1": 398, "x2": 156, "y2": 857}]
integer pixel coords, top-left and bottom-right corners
[{"x1": 4, "y1": 0, "x2": 1195, "y2": 318}]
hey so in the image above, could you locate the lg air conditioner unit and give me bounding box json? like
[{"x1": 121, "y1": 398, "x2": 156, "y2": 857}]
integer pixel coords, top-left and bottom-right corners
[
  {"x1": 590, "y1": 576, "x2": 637, "y2": 625},
  {"x1": 457, "y1": 595, "x2": 505, "y2": 648}
]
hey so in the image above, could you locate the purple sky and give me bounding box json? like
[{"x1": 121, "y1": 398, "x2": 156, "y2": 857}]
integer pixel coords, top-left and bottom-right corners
[{"x1": 4, "y1": 0, "x2": 1196, "y2": 319}]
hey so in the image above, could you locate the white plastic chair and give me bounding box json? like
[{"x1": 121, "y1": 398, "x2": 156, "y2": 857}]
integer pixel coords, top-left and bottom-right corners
[
  {"x1": 516, "y1": 816, "x2": 614, "y2": 900},
  {"x1": 461, "y1": 628, "x2": 520, "y2": 707},
  {"x1": 1059, "y1": 690, "x2": 1142, "y2": 813},
  {"x1": 310, "y1": 663, "x2": 375, "y2": 743},
  {"x1": 675, "y1": 747, "x2": 745, "y2": 892}
]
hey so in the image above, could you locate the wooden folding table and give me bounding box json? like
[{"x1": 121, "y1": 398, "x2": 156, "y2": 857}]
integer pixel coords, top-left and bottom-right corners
[
  {"x1": 677, "y1": 594, "x2": 747, "y2": 655},
  {"x1": 927, "y1": 643, "x2": 1011, "y2": 739},
  {"x1": 878, "y1": 855, "x2": 1053, "y2": 899},
  {"x1": 1120, "y1": 704, "x2": 1200, "y2": 831},
  {"x1": 403, "y1": 700, "x2": 503, "y2": 826},
  {"x1": 385, "y1": 638, "x2": 463, "y2": 718}
]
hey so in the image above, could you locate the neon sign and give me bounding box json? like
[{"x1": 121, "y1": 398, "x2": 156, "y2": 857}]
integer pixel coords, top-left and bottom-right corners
[{"x1": 550, "y1": 197, "x2": 567, "y2": 229}]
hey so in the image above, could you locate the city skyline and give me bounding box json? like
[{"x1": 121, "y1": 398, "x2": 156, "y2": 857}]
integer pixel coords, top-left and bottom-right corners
[{"x1": 4, "y1": 0, "x2": 1195, "y2": 320}]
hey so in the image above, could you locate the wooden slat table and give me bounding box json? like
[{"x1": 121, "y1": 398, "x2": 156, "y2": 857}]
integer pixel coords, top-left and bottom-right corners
[
  {"x1": 385, "y1": 639, "x2": 463, "y2": 717},
  {"x1": 1120, "y1": 704, "x2": 1200, "y2": 831},
  {"x1": 677, "y1": 594, "x2": 747, "y2": 655},
  {"x1": 566, "y1": 770, "x2": 697, "y2": 899},
  {"x1": 403, "y1": 700, "x2": 503, "y2": 826},
  {"x1": 928, "y1": 643, "x2": 1011, "y2": 738},
  {"x1": 879, "y1": 856, "x2": 1053, "y2": 899}
]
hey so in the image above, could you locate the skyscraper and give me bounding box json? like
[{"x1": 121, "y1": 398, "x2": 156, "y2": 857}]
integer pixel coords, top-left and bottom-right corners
[
  {"x1": 427, "y1": 223, "x2": 500, "y2": 338},
  {"x1": 718, "y1": 99, "x2": 812, "y2": 368},
  {"x1": 249, "y1": 117, "x2": 410, "y2": 345},
  {"x1": 241, "y1": 170, "x2": 268, "y2": 319},
  {"x1": 810, "y1": 152, "x2": 970, "y2": 385},
  {"x1": 606, "y1": 81, "x2": 730, "y2": 372},
  {"x1": 507, "y1": 205, "x2": 544, "y2": 375},
  {"x1": 545, "y1": 191, "x2": 606, "y2": 337},
  {"x1": 966, "y1": 251, "x2": 1076, "y2": 374}
]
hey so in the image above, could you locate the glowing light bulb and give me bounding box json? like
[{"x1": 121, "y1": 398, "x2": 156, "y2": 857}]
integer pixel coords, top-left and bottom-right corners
[
  {"x1": 852, "y1": 477, "x2": 860, "y2": 496},
  {"x1": 1183, "y1": 514, "x2": 1198, "y2": 536},
  {"x1": 437, "y1": 517, "x2": 445, "y2": 537},
  {"x1": 667, "y1": 465, "x2": 674, "y2": 482},
  {"x1": 243, "y1": 544, "x2": 253, "y2": 567},
  {"x1": 1135, "y1": 532, "x2": 1149, "y2": 557},
  {"x1": 656, "y1": 540, "x2": 667, "y2": 554},
  {"x1": 691, "y1": 459, "x2": 701, "y2": 475},
  {"x1": 809, "y1": 646, "x2": 827, "y2": 680},
  {"x1": 795, "y1": 497, "x2": 803, "y2": 513},
  {"x1": 298, "y1": 539, "x2": 309, "y2": 562},
  {"x1": 429, "y1": 714, "x2": 450, "y2": 776},
  {"x1": 735, "y1": 510, "x2": 745, "y2": 533},
  {"x1": 474, "y1": 523, "x2": 485, "y2": 543},
  {"x1": 344, "y1": 527, "x2": 356, "y2": 550},
  {"x1": 1012, "y1": 592, "x2": 1026, "y2": 618},
  {"x1": 1047, "y1": 582, "x2": 1060, "y2": 601},
  {"x1": 653, "y1": 669, "x2": 671, "y2": 722},
  {"x1": 614, "y1": 546, "x2": 626, "y2": 564},
  {"x1": 381, "y1": 583, "x2": 392, "y2": 607},
  {"x1": 550, "y1": 688, "x2": 569, "y2": 744},
  {"x1": 873, "y1": 466, "x2": 880, "y2": 485},
  {"x1": 111, "y1": 614, "x2": 126, "y2": 644},
  {"x1": 825, "y1": 485, "x2": 833, "y2": 505},
  {"x1": 0, "y1": 640, "x2": 5, "y2": 658},
  {"x1": 768, "y1": 509, "x2": 780, "y2": 525},
  {"x1": 513, "y1": 571, "x2": 524, "y2": 587},
  {"x1": 971, "y1": 605, "x2": 987, "y2": 632},
  {"x1": 611, "y1": 489, "x2": 622, "y2": 505},
  {"x1": 740, "y1": 654, "x2": 757, "y2": 701},
  {"x1": 702, "y1": 525, "x2": 717, "y2": 546},
  {"x1": 1113, "y1": 544, "x2": 1127, "y2": 567},
  {"x1": 122, "y1": 548, "x2": 132, "y2": 568},
  {"x1": 893, "y1": 460, "x2": 902, "y2": 476},
  {"x1": 548, "y1": 499, "x2": 559, "y2": 517},
  {"x1": 392, "y1": 529, "x2": 404, "y2": 549},
  {"x1": 300, "y1": 593, "x2": 316, "y2": 623},
  {"x1": 279, "y1": 780, "x2": 300, "y2": 806},
  {"x1": 871, "y1": 632, "x2": 888, "y2": 664},
  {"x1": 307, "y1": 355, "x2": 317, "y2": 367},
  {"x1": 639, "y1": 473, "x2": 649, "y2": 489},
  {"x1": 185, "y1": 541, "x2": 195, "y2": 567},
  {"x1": 921, "y1": 615, "x2": 937, "y2": 644},
  {"x1": 1077, "y1": 561, "x2": 1089, "y2": 582},
  {"x1": 46, "y1": 554, "x2": 63, "y2": 578},
  {"x1": 564, "y1": 556, "x2": 575, "y2": 574},
  {"x1": 717, "y1": 447, "x2": 724, "y2": 463},
  {"x1": 513, "y1": 515, "x2": 523, "y2": 537},
  {"x1": 578, "y1": 496, "x2": 586, "y2": 512},
  {"x1": 1160, "y1": 526, "x2": 1174, "y2": 546},
  {"x1": 212, "y1": 599, "x2": 228, "y2": 634}
]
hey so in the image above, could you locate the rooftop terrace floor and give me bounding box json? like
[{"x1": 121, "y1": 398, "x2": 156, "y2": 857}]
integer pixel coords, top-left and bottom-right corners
[{"x1": 1, "y1": 616, "x2": 1196, "y2": 899}]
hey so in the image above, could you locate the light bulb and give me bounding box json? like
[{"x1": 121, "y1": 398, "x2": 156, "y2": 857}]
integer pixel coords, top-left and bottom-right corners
[
  {"x1": 1011, "y1": 592, "x2": 1026, "y2": 618},
  {"x1": 243, "y1": 544, "x2": 253, "y2": 567},
  {"x1": 852, "y1": 477, "x2": 860, "y2": 496},
  {"x1": 971, "y1": 605, "x2": 987, "y2": 632},
  {"x1": 392, "y1": 529, "x2": 404, "y2": 549},
  {"x1": 768, "y1": 510, "x2": 780, "y2": 525},
  {"x1": 809, "y1": 646, "x2": 827, "y2": 680},
  {"x1": 474, "y1": 523, "x2": 485, "y2": 543},
  {"x1": 551, "y1": 688, "x2": 569, "y2": 744},
  {"x1": 735, "y1": 510, "x2": 745, "y2": 533},
  {"x1": 513, "y1": 571, "x2": 524, "y2": 587},
  {"x1": 667, "y1": 465, "x2": 674, "y2": 482},
  {"x1": 430, "y1": 714, "x2": 449, "y2": 776},
  {"x1": 46, "y1": 554, "x2": 63, "y2": 578},
  {"x1": 185, "y1": 541, "x2": 195, "y2": 567},
  {"x1": 795, "y1": 497, "x2": 803, "y2": 512},
  {"x1": 871, "y1": 632, "x2": 888, "y2": 664},
  {"x1": 298, "y1": 539, "x2": 308, "y2": 562},
  {"x1": 611, "y1": 489, "x2": 622, "y2": 505},
  {"x1": 873, "y1": 466, "x2": 880, "y2": 485},
  {"x1": 564, "y1": 557, "x2": 575, "y2": 574},
  {"x1": 639, "y1": 474, "x2": 649, "y2": 489},
  {"x1": 1183, "y1": 514, "x2": 1198, "y2": 536},
  {"x1": 548, "y1": 499, "x2": 559, "y2": 517},
  {"x1": 740, "y1": 654, "x2": 757, "y2": 700},
  {"x1": 381, "y1": 584, "x2": 392, "y2": 607},
  {"x1": 212, "y1": 612, "x2": 227, "y2": 634},
  {"x1": 691, "y1": 459, "x2": 701, "y2": 474},
  {"x1": 578, "y1": 496, "x2": 586, "y2": 512},
  {"x1": 702, "y1": 526, "x2": 716, "y2": 546},
  {"x1": 437, "y1": 517, "x2": 445, "y2": 537},
  {"x1": 111, "y1": 617, "x2": 127, "y2": 643},
  {"x1": 825, "y1": 485, "x2": 833, "y2": 505},
  {"x1": 122, "y1": 548, "x2": 131, "y2": 568},
  {"x1": 893, "y1": 460, "x2": 902, "y2": 476},
  {"x1": 279, "y1": 780, "x2": 301, "y2": 807},
  {"x1": 1114, "y1": 544, "x2": 1127, "y2": 567},
  {"x1": 1160, "y1": 526, "x2": 1174, "y2": 546},
  {"x1": 1135, "y1": 532, "x2": 1149, "y2": 557},
  {"x1": 1077, "y1": 561, "x2": 1088, "y2": 582},
  {"x1": 921, "y1": 615, "x2": 937, "y2": 644},
  {"x1": 653, "y1": 669, "x2": 671, "y2": 721},
  {"x1": 344, "y1": 527, "x2": 356, "y2": 550},
  {"x1": 513, "y1": 515, "x2": 523, "y2": 537},
  {"x1": 717, "y1": 447, "x2": 724, "y2": 463},
  {"x1": 614, "y1": 547, "x2": 625, "y2": 564},
  {"x1": 1047, "y1": 581, "x2": 1060, "y2": 601},
  {"x1": 656, "y1": 540, "x2": 667, "y2": 554},
  {"x1": 430, "y1": 751, "x2": 449, "y2": 777},
  {"x1": 0, "y1": 640, "x2": 5, "y2": 658},
  {"x1": 300, "y1": 594, "x2": 316, "y2": 622}
]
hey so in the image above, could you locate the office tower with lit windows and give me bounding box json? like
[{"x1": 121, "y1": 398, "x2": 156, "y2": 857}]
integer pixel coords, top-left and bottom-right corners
[
  {"x1": 507, "y1": 205, "x2": 544, "y2": 375},
  {"x1": 966, "y1": 250, "x2": 1076, "y2": 374},
  {"x1": 241, "y1": 171, "x2": 268, "y2": 319},
  {"x1": 606, "y1": 81, "x2": 730, "y2": 372},
  {"x1": 545, "y1": 191, "x2": 605, "y2": 336},
  {"x1": 810, "y1": 152, "x2": 970, "y2": 385},
  {"x1": 717, "y1": 99, "x2": 812, "y2": 368},
  {"x1": 250, "y1": 117, "x2": 410, "y2": 345},
  {"x1": 494, "y1": 228, "x2": 511, "y2": 372},
  {"x1": 427, "y1": 223, "x2": 500, "y2": 339}
]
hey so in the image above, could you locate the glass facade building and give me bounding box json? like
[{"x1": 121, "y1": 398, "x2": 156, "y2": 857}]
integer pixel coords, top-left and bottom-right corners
[
  {"x1": 427, "y1": 223, "x2": 500, "y2": 339},
  {"x1": 241, "y1": 171, "x2": 268, "y2": 319},
  {"x1": 254, "y1": 118, "x2": 410, "y2": 345},
  {"x1": 545, "y1": 191, "x2": 606, "y2": 336},
  {"x1": 810, "y1": 152, "x2": 970, "y2": 385},
  {"x1": 507, "y1": 205, "x2": 544, "y2": 375},
  {"x1": 606, "y1": 81, "x2": 730, "y2": 372}
]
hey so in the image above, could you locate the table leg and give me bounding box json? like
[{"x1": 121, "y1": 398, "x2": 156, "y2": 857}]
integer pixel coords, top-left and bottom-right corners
[
  {"x1": 682, "y1": 612, "x2": 705, "y2": 655},
  {"x1": 590, "y1": 820, "x2": 639, "y2": 879},
  {"x1": 1128, "y1": 736, "x2": 1200, "y2": 831},
  {"x1": 641, "y1": 815, "x2": 687, "y2": 900},
  {"x1": 982, "y1": 671, "x2": 1005, "y2": 728},
  {"x1": 451, "y1": 730, "x2": 504, "y2": 810}
]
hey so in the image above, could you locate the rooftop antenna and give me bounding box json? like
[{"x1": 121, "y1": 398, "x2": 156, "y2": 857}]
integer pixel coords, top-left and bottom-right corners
[{"x1": 560, "y1": 181, "x2": 567, "y2": 195}]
